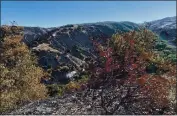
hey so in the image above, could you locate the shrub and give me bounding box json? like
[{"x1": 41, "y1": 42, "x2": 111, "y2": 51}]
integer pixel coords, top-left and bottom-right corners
[
  {"x1": 155, "y1": 41, "x2": 167, "y2": 51},
  {"x1": 0, "y1": 31, "x2": 47, "y2": 112},
  {"x1": 84, "y1": 29, "x2": 176, "y2": 114},
  {"x1": 163, "y1": 50, "x2": 171, "y2": 55},
  {"x1": 167, "y1": 54, "x2": 177, "y2": 63},
  {"x1": 65, "y1": 81, "x2": 80, "y2": 92},
  {"x1": 46, "y1": 84, "x2": 65, "y2": 96}
]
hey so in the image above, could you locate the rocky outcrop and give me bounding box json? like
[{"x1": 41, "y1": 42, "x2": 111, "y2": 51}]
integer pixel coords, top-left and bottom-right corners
[
  {"x1": 4, "y1": 93, "x2": 101, "y2": 115},
  {"x1": 32, "y1": 43, "x2": 61, "y2": 53},
  {"x1": 5, "y1": 86, "x2": 176, "y2": 115}
]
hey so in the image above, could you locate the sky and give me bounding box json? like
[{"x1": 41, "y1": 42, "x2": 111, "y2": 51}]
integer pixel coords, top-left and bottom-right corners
[{"x1": 1, "y1": 1, "x2": 176, "y2": 27}]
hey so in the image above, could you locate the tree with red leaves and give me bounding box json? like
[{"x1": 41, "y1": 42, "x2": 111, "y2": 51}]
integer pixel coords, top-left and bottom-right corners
[{"x1": 84, "y1": 29, "x2": 176, "y2": 115}]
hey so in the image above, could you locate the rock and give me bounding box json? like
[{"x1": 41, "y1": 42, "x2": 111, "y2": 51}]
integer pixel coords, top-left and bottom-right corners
[
  {"x1": 32, "y1": 43, "x2": 61, "y2": 53},
  {"x1": 4, "y1": 93, "x2": 102, "y2": 115}
]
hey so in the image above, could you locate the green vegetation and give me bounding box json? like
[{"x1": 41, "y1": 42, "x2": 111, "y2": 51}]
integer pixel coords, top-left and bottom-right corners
[
  {"x1": 46, "y1": 84, "x2": 65, "y2": 96},
  {"x1": 155, "y1": 41, "x2": 167, "y2": 51},
  {"x1": 46, "y1": 73, "x2": 89, "y2": 96},
  {"x1": 154, "y1": 40, "x2": 176, "y2": 63},
  {"x1": 71, "y1": 45, "x2": 85, "y2": 60}
]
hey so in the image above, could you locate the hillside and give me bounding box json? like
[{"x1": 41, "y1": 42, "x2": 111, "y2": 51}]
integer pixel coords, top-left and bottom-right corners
[
  {"x1": 21, "y1": 16, "x2": 176, "y2": 84},
  {"x1": 144, "y1": 16, "x2": 176, "y2": 45},
  {"x1": 22, "y1": 21, "x2": 140, "y2": 83},
  {"x1": 2, "y1": 27, "x2": 176, "y2": 115},
  {"x1": 0, "y1": 16, "x2": 176, "y2": 115}
]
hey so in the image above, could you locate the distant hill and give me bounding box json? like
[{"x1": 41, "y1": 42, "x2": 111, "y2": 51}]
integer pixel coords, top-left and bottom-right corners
[
  {"x1": 23, "y1": 21, "x2": 140, "y2": 70},
  {"x1": 21, "y1": 16, "x2": 176, "y2": 83},
  {"x1": 143, "y1": 16, "x2": 176, "y2": 45}
]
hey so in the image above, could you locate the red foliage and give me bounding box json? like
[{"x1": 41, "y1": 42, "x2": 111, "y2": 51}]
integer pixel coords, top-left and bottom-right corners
[
  {"x1": 91, "y1": 34, "x2": 142, "y2": 74},
  {"x1": 86, "y1": 31, "x2": 175, "y2": 114}
]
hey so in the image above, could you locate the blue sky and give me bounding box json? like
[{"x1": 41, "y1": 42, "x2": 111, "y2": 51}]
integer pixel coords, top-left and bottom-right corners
[{"x1": 1, "y1": 1, "x2": 176, "y2": 27}]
